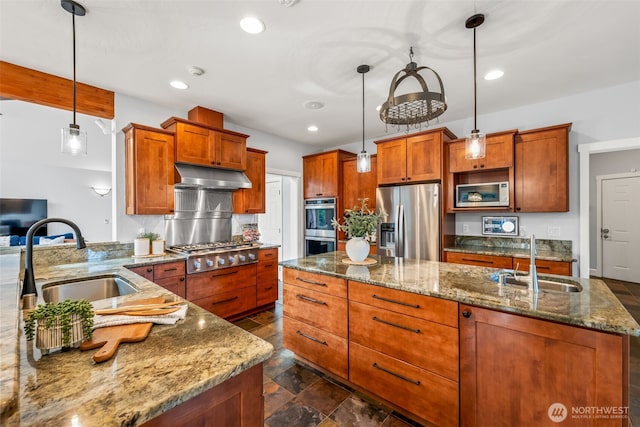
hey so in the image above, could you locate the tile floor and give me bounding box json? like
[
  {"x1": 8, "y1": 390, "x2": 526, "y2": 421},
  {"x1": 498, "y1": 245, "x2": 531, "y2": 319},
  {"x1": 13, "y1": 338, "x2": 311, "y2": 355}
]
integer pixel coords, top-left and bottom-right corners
[{"x1": 234, "y1": 277, "x2": 640, "y2": 427}]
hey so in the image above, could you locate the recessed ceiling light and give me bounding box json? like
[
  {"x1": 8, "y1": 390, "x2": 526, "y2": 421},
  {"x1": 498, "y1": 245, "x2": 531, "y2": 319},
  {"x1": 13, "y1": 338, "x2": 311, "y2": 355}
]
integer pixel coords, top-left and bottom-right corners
[
  {"x1": 307, "y1": 125, "x2": 318, "y2": 132},
  {"x1": 304, "y1": 100, "x2": 325, "y2": 110},
  {"x1": 170, "y1": 80, "x2": 189, "y2": 90},
  {"x1": 484, "y1": 70, "x2": 504, "y2": 80},
  {"x1": 240, "y1": 16, "x2": 265, "y2": 34}
]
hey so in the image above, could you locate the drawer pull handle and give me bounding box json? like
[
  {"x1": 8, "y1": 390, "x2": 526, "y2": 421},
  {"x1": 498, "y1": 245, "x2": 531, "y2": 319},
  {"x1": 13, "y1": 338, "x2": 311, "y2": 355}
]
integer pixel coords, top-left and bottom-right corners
[
  {"x1": 372, "y1": 316, "x2": 420, "y2": 334},
  {"x1": 296, "y1": 330, "x2": 327, "y2": 346},
  {"x1": 264, "y1": 253, "x2": 274, "y2": 257},
  {"x1": 372, "y1": 362, "x2": 421, "y2": 386},
  {"x1": 162, "y1": 268, "x2": 178, "y2": 272},
  {"x1": 213, "y1": 270, "x2": 239, "y2": 278},
  {"x1": 295, "y1": 277, "x2": 327, "y2": 287},
  {"x1": 461, "y1": 258, "x2": 493, "y2": 264},
  {"x1": 372, "y1": 294, "x2": 420, "y2": 309},
  {"x1": 264, "y1": 263, "x2": 274, "y2": 268},
  {"x1": 211, "y1": 296, "x2": 239, "y2": 305},
  {"x1": 296, "y1": 294, "x2": 327, "y2": 305},
  {"x1": 265, "y1": 286, "x2": 273, "y2": 291}
]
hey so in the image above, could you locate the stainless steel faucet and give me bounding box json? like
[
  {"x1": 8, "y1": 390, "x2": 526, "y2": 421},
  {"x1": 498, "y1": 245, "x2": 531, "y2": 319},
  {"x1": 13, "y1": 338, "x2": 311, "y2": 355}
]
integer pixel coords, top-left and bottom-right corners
[
  {"x1": 21, "y1": 218, "x2": 86, "y2": 309},
  {"x1": 529, "y1": 234, "x2": 539, "y2": 293}
]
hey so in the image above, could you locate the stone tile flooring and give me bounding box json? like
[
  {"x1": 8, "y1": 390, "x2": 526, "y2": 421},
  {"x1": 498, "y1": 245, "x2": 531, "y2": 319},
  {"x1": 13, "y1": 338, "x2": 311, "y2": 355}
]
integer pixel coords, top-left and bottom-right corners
[{"x1": 235, "y1": 277, "x2": 640, "y2": 427}]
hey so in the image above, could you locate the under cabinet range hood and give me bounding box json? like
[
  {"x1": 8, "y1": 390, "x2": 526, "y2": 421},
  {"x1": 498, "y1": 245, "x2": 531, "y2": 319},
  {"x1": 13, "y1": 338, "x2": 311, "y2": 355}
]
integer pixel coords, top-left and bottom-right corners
[{"x1": 174, "y1": 162, "x2": 252, "y2": 190}]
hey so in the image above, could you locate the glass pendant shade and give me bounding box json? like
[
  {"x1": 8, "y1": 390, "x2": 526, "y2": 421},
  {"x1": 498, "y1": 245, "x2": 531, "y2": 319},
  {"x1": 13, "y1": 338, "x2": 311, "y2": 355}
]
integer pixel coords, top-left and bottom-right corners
[
  {"x1": 357, "y1": 151, "x2": 371, "y2": 173},
  {"x1": 465, "y1": 130, "x2": 486, "y2": 160},
  {"x1": 61, "y1": 124, "x2": 87, "y2": 156}
]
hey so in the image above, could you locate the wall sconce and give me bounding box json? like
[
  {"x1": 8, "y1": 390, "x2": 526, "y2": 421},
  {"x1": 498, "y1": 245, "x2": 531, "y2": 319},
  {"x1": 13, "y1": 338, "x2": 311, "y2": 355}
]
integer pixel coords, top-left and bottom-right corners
[{"x1": 91, "y1": 187, "x2": 112, "y2": 197}]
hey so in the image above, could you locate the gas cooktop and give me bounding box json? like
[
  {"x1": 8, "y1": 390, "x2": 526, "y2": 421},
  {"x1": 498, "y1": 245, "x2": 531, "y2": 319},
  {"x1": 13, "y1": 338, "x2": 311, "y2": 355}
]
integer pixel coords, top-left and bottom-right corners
[
  {"x1": 168, "y1": 241, "x2": 261, "y2": 273},
  {"x1": 168, "y1": 241, "x2": 260, "y2": 255}
]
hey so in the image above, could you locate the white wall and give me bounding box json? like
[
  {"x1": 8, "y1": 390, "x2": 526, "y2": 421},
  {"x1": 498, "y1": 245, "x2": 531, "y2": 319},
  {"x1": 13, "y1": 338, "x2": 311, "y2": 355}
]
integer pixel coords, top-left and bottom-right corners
[
  {"x1": 0, "y1": 100, "x2": 112, "y2": 242},
  {"x1": 334, "y1": 80, "x2": 640, "y2": 261}
]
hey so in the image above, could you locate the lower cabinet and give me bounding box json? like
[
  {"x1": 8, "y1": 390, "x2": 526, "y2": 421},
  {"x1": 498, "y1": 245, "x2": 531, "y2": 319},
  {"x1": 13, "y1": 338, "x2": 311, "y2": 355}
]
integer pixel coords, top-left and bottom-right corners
[
  {"x1": 460, "y1": 304, "x2": 628, "y2": 427},
  {"x1": 446, "y1": 251, "x2": 572, "y2": 276},
  {"x1": 126, "y1": 261, "x2": 186, "y2": 298},
  {"x1": 257, "y1": 248, "x2": 279, "y2": 306},
  {"x1": 513, "y1": 256, "x2": 572, "y2": 276}
]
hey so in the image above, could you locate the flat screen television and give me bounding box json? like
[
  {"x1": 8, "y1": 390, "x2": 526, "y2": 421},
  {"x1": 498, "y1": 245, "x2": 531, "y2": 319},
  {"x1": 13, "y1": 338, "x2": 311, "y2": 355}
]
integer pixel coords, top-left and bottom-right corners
[{"x1": 0, "y1": 198, "x2": 48, "y2": 237}]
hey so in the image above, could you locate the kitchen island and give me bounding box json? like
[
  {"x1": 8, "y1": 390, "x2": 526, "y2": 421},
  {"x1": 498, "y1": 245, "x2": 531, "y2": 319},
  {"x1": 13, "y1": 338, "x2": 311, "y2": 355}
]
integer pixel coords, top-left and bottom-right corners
[
  {"x1": 0, "y1": 246, "x2": 273, "y2": 426},
  {"x1": 281, "y1": 251, "x2": 639, "y2": 426}
]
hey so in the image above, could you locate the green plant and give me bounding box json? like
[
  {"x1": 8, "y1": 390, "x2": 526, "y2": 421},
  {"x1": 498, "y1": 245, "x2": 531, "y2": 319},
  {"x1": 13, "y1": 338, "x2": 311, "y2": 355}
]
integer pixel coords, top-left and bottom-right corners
[
  {"x1": 24, "y1": 299, "x2": 94, "y2": 347},
  {"x1": 137, "y1": 231, "x2": 160, "y2": 241},
  {"x1": 331, "y1": 198, "x2": 384, "y2": 239}
]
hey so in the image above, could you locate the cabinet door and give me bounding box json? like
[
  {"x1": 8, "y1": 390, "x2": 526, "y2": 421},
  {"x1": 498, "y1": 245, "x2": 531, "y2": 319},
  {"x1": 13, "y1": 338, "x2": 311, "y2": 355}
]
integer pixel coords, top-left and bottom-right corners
[
  {"x1": 283, "y1": 284, "x2": 348, "y2": 338},
  {"x1": 303, "y1": 155, "x2": 324, "y2": 198},
  {"x1": 512, "y1": 257, "x2": 572, "y2": 276},
  {"x1": 376, "y1": 138, "x2": 407, "y2": 185},
  {"x1": 125, "y1": 127, "x2": 175, "y2": 215},
  {"x1": 175, "y1": 122, "x2": 213, "y2": 166},
  {"x1": 233, "y1": 149, "x2": 266, "y2": 213},
  {"x1": 448, "y1": 141, "x2": 476, "y2": 173},
  {"x1": 342, "y1": 156, "x2": 377, "y2": 212},
  {"x1": 406, "y1": 133, "x2": 441, "y2": 182},
  {"x1": 515, "y1": 126, "x2": 569, "y2": 212},
  {"x1": 448, "y1": 134, "x2": 513, "y2": 173},
  {"x1": 126, "y1": 265, "x2": 154, "y2": 281},
  {"x1": 214, "y1": 131, "x2": 247, "y2": 170},
  {"x1": 445, "y1": 252, "x2": 513, "y2": 269},
  {"x1": 193, "y1": 286, "x2": 257, "y2": 319},
  {"x1": 257, "y1": 248, "x2": 278, "y2": 306},
  {"x1": 155, "y1": 276, "x2": 186, "y2": 298},
  {"x1": 460, "y1": 304, "x2": 627, "y2": 427},
  {"x1": 318, "y1": 152, "x2": 338, "y2": 196}
]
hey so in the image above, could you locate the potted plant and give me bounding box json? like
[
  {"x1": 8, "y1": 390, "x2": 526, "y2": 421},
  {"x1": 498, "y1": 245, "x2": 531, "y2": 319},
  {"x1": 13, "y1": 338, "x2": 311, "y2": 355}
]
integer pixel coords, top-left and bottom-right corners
[
  {"x1": 135, "y1": 231, "x2": 160, "y2": 256},
  {"x1": 24, "y1": 299, "x2": 94, "y2": 353},
  {"x1": 332, "y1": 198, "x2": 384, "y2": 262}
]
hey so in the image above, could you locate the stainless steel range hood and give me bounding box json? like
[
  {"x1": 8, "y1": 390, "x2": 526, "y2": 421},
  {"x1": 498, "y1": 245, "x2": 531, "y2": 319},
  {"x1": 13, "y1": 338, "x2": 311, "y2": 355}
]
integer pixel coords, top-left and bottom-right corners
[{"x1": 174, "y1": 162, "x2": 252, "y2": 190}]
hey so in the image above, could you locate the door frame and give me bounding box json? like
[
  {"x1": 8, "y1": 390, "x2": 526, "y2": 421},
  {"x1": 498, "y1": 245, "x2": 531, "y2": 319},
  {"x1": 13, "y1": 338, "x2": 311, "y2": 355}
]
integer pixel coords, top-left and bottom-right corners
[
  {"x1": 578, "y1": 137, "x2": 640, "y2": 278},
  {"x1": 595, "y1": 171, "x2": 640, "y2": 277}
]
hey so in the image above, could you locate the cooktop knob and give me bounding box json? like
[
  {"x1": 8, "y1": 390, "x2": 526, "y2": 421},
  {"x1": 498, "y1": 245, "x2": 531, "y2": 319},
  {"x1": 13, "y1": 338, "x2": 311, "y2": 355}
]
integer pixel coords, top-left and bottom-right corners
[
  {"x1": 238, "y1": 254, "x2": 246, "y2": 262},
  {"x1": 248, "y1": 253, "x2": 256, "y2": 260},
  {"x1": 206, "y1": 259, "x2": 214, "y2": 267},
  {"x1": 218, "y1": 258, "x2": 226, "y2": 266},
  {"x1": 193, "y1": 260, "x2": 201, "y2": 270}
]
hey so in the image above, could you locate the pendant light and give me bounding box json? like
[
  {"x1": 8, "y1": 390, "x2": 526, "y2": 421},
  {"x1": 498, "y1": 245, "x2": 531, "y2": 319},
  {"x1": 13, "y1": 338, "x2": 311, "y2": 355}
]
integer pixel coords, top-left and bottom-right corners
[
  {"x1": 356, "y1": 65, "x2": 371, "y2": 173},
  {"x1": 465, "y1": 13, "x2": 486, "y2": 160},
  {"x1": 60, "y1": 0, "x2": 87, "y2": 156}
]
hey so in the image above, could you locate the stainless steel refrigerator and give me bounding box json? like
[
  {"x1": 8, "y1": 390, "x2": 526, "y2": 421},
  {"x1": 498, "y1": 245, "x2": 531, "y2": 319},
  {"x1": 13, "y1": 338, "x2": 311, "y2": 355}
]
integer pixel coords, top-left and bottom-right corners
[{"x1": 376, "y1": 183, "x2": 440, "y2": 261}]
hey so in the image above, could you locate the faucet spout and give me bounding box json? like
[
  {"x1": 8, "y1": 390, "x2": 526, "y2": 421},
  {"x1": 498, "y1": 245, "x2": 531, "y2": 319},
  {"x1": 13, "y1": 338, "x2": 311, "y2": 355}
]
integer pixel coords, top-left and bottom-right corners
[
  {"x1": 529, "y1": 234, "x2": 539, "y2": 293},
  {"x1": 21, "y1": 218, "x2": 87, "y2": 304}
]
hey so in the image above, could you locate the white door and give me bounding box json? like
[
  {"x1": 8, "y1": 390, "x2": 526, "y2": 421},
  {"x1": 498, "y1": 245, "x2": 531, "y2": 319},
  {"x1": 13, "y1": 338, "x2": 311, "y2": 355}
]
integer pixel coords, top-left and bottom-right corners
[
  {"x1": 602, "y1": 176, "x2": 640, "y2": 283},
  {"x1": 258, "y1": 179, "x2": 283, "y2": 280}
]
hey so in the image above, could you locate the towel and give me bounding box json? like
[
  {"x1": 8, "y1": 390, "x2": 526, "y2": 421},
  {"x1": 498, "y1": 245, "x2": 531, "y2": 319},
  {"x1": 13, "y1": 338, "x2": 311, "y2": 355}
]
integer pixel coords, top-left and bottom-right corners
[{"x1": 92, "y1": 304, "x2": 188, "y2": 329}]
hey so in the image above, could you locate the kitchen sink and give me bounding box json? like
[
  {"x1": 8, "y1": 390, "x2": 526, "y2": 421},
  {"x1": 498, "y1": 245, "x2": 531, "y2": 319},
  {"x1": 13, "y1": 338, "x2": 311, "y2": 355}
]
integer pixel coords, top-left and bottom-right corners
[
  {"x1": 41, "y1": 275, "x2": 139, "y2": 303},
  {"x1": 503, "y1": 275, "x2": 583, "y2": 293}
]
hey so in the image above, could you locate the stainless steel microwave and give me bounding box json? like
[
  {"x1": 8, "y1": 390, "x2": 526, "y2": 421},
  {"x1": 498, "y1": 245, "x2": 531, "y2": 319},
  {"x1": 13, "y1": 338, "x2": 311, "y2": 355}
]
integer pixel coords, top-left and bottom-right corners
[{"x1": 456, "y1": 181, "x2": 509, "y2": 207}]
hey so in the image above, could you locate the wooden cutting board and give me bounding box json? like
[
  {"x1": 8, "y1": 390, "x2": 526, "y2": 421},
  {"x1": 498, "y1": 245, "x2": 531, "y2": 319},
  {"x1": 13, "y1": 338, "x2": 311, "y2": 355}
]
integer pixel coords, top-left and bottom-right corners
[{"x1": 80, "y1": 297, "x2": 162, "y2": 362}]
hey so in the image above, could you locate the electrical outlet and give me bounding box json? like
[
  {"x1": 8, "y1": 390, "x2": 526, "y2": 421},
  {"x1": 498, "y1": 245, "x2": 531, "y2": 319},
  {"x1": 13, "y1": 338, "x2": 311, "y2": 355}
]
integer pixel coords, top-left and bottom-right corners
[
  {"x1": 548, "y1": 226, "x2": 561, "y2": 237},
  {"x1": 463, "y1": 223, "x2": 470, "y2": 233}
]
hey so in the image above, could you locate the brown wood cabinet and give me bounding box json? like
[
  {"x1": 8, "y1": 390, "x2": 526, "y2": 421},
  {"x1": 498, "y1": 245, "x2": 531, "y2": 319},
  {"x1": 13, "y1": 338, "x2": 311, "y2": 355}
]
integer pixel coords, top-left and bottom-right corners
[
  {"x1": 161, "y1": 117, "x2": 248, "y2": 170},
  {"x1": 282, "y1": 268, "x2": 348, "y2": 379},
  {"x1": 142, "y1": 363, "x2": 264, "y2": 427},
  {"x1": 126, "y1": 260, "x2": 186, "y2": 298},
  {"x1": 342, "y1": 155, "x2": 377, "y2": 212},
  {"x1": 515, "y1": 123, "x2": 571, "y2": 212},
  {"x1": 375, "y1": 128, "x2": 456, "y2": 185},
  {"x1": 513, "y1": 257, "x2": 572, "y2": 276},
  {"x1": 256, "y1": 248, "x2": 278, "y2": 306},
  {"x1": 448, "y1": 131, "x2": 514, "y2": 173},
  {"x1": 233, "y1": 148, "x2": 267, "y2": 214},
  {"x1": 444, "y1": 251, "x2": 513, "y2": 269},
  {"x1": 303, "y1": 150, "x2": 355, "y2": 198},
  {"x1": 122, "y1": 123, "x2": 175, "y2": 215},
  {"x1": 460, "y1": 304, "x2": 629, "y2": 427}
]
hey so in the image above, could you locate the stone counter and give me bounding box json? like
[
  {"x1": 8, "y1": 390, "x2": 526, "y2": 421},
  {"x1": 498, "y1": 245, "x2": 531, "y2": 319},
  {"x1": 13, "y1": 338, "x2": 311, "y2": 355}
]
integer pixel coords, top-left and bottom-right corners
[
  {"x1": 443, "y1": 235, "x2": 574, "y2": 262},
  {"x1": 1, "y1": 251, "x2": 273, "y2": 426},
  {"x1": 280, "y1": 251, "x2": 640, "y2": 336}
]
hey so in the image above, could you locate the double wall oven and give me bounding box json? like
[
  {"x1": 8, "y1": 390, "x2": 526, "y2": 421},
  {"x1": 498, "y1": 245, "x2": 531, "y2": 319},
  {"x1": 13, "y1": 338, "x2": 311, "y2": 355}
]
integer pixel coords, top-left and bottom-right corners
[{"x1": 304, "y1": 197, "x2": 337, "y2": 256}]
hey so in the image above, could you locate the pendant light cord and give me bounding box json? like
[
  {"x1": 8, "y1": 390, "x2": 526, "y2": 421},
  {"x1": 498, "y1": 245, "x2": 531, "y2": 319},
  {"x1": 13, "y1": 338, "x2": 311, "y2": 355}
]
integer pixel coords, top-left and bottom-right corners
[
  {"x1": 473, "y1": 26, "x2": 477, "y2": 133},
  {"x1": 361, "y1": 71, "x2": 365, "y2": 152},
  {"x1": 72, "y1": 9, "x2": 77, "y2": 126}
]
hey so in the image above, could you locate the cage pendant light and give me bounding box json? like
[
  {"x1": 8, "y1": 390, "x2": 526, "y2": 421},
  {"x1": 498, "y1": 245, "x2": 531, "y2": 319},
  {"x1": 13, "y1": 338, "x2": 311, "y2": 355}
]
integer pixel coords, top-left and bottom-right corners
[
  {"x1": 357, "y1": 65, "x2": 371, "y2": 173},
  {"x1": 465, "y1": 13, "x2": 486, "y2": 160},
  {"x1": 60, "y1": 0, "x2": 87, "y2": 156},
  {"x1": 379, "y1": 47, "x2": 447, "y2": 132}
]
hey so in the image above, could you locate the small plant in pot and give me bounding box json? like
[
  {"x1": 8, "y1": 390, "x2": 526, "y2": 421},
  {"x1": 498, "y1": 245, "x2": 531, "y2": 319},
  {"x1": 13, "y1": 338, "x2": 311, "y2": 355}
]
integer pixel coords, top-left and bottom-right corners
[
  {"x1": 24, "y1": 299, "x2": 94, "y2": 353},
  {"x1": 332, "y1": 198, "x2": 384, "y2": 262}
]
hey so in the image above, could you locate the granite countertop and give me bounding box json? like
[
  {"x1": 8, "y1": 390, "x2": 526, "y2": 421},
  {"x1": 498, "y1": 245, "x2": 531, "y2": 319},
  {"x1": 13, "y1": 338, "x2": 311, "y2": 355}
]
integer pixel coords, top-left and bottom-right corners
[
  {"x1": 443, "y1": 235, "x2": 575, "y2": 262},
  {"x1": 1, "y1": 253, "x2": 273, "y2": 426},
  {"x1": 444, "y1": 245, "x2": 574, "y2": 262},
  {"x1": 280, "y1": 252, "x2": 640, "y2": 336}
]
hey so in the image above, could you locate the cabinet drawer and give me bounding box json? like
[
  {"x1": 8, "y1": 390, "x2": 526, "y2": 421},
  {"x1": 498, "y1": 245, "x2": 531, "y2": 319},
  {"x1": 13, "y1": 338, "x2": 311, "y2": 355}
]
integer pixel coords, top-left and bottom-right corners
[
  {"x1": 192, "y1": 286, "x2": 256, "y2": 319},
  {"x1": 349, "y1": 281, "x2": 458, "y2": 327},
  {"x1": 155, "y1": 275, "x2": 186, "y2": 298},
  {"x1": 284, "y1": 268, "x2": 347, "y2": 298},
  {"x1": 257, "y1": 282, "x2": 278, "y2": 306},
  {"x1": 257, "y1": 267, "x2": 277, "y2": 285},
  {"x1": 127, "y1": 265, "x2": 154, "y2": 281},
  {"x1": 349, "y1": 301, "x2": 458, "y2": 381},
  {"x1": 153, "y1": 261, "x2": 185, "y2": 279},
  {"x1": 283, "y1": 284, "x2": 348, "y2": 338},
  {"x1": 258, "y1": 248, "x2": 278, "y2": 261},
  {"x1": 445, "y1": 252, "x2": 513, "y2": 269},
  {"x1": 186, "y1": 265, "x2": 257, "y2": 300},
  {"x1": 349, "y1": 342, "x2": 458, "y2": 427},
  {"x1": 283, "y1": 316, "x2": 348, "y2": 379},
  {"x1": 512, "y1": 257, "x2": 572, "y2": 276}
]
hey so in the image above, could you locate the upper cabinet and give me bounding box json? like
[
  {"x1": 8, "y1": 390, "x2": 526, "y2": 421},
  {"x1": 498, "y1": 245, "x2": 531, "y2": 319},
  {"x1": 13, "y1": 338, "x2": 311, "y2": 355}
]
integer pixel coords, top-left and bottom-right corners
[
  {"x1": 375, "y1": 128, "x2": 456, "y2": 185},
  {"x1": 161, "y1": 117, "x2": 248, "y2": 171},
  {"x1": 303, "y1": 150, "x2": 355, "y2": 198},
  {"x1": 122, "y1": 123, "x2": 175, "y2": 215},
  {"x1": 448, "y1": 132, "x2": 514, "y2": 173},
  {"x1": 233, "y1": 148, "x2": 267, "y2": 214},
  {"x1": 342, "y1": 155, "x2": 377, "y2": 212},
  {"x1": 514, "y1": 123, "x2": 571, "y2": 212}
]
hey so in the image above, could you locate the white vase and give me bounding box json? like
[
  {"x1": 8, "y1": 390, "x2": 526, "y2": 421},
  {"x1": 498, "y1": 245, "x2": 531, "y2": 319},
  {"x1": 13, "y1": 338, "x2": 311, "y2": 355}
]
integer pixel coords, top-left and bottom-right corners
[{"x1": 345, "y1": 237, "x2": 370, "y2": 262}]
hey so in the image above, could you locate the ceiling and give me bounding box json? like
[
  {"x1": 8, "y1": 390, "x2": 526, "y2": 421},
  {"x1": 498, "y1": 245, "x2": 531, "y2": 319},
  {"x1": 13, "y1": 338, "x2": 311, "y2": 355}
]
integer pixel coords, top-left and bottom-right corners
[{"x1": 1, "y1": 1, "x2": 639, "y2": 148}]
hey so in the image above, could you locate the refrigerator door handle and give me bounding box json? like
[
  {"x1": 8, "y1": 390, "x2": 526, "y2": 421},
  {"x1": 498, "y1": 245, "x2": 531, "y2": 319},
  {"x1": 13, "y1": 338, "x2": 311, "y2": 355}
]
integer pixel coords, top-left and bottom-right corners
[{"x1": 397, "y1": 204, "x2": 404, "y2": 257}]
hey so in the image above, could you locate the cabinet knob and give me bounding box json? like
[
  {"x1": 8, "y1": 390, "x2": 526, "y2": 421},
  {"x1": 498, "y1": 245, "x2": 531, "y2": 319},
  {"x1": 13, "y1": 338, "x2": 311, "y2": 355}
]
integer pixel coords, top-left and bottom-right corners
[
  {"x1": 473, "y1": 165, "x2": 478, "y2": 169},
  {"x1": 516, "y1": 207, "x2": 521, "y2": 211},
  {"x1": 179, "y1": 277, "x2": 185, "y2": 282},
  {"x1": 407, "y1": 177, "x2": 411, "y2": 181},
  {"x1": 479, "y1": 164, "x2": 485, "y2": 168},
  {"x1": 401, "y1": 178, "x2": 405, "y2": 181},
  {"x1": 462, "y1": 310, "x2": 472, "y2": 318},
  {"x1": 146, "y1": 268, "x2": 153, "y2": 273}
]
